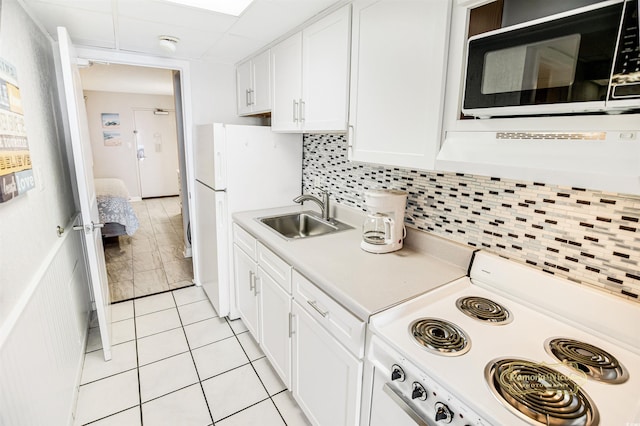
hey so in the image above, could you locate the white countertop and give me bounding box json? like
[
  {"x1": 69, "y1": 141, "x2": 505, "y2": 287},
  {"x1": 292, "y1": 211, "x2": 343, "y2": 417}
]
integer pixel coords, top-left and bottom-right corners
[{"x1": 233, "y1": 204, "x2": 475, "y2": 321}]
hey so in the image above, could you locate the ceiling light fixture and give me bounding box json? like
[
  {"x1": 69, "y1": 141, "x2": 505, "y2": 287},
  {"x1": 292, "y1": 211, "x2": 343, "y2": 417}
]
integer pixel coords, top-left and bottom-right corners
[
  {"x1": 158, "y1": 35, "x2": 179, "y2": 53},
  {"x1": 162, "y1": 0, "x2": 254, "y2": 16}
]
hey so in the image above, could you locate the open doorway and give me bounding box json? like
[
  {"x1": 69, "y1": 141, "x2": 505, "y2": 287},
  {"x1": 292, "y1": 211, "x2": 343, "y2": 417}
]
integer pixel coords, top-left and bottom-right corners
[{"x1": 79, "y1": 62, "x2": 193, "y2": 302}]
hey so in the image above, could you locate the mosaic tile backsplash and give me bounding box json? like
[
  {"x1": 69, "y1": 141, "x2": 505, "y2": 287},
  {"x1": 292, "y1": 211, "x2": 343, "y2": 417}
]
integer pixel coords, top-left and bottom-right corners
[{"x1": 302, "y1": 134, "x2": 640, "y2": 302}]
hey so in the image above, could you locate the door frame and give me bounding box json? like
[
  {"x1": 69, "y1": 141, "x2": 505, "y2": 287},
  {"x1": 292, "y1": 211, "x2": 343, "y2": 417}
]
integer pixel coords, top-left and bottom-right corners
[{"x1": 74, "y1": 47, "x2": 198, "y2": 272}]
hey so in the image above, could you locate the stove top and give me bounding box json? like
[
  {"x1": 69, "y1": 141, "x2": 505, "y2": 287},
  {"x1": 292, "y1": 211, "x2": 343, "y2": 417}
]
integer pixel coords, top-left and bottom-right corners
[
  {"x1": 368, "y1": 252, "x2": 640, "y2": 426},
  {"x1": 409, "y1": 318, "x2": 470, "y2": 356}
]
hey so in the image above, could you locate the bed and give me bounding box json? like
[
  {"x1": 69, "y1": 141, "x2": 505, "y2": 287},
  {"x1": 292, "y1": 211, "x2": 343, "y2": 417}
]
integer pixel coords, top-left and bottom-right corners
[{"x1": 94, "y1": 178, "x2": 140, "y2": 237}]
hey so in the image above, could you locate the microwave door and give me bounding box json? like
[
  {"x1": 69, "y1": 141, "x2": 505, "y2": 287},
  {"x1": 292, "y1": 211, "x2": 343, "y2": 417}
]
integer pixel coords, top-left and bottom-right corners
[{"x1": 463, "y1": 0, "x2": 624, "y2": 117}]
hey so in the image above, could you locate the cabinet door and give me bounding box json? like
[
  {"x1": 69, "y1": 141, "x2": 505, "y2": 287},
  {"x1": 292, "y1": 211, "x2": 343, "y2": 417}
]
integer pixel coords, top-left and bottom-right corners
[
  {"x1": 251, "y1": 49, "x2": 271, "y2": 114},
  {"x1": 236, "y1": 59, "x2": 252, "y2": 116},
  {"x1": 258, "y1": 266, "x2": 291, "y2": 388},
  {"x1": 292, "y1": 301, "x2": 362, "y2": 426},
  {"x1": 302, "y1": 5, "x2": 351, "y2": 132},
  {"x1": 348, "y1": 0, "x2": 452, "y2": 169},
  {"x1": 271, "y1": 32, "x2": 303, "y2": 132},
  {"x1": 234, "y1": 245, "x2": 259, "y2": 340}
]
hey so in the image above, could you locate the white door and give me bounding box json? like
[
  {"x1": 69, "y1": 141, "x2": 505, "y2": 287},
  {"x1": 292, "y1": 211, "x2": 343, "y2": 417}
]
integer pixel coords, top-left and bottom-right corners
[
  {"x1": 271, "y1": 32, "x2": 303, "y2": 132},
  {"x1": 251, "y1": 50, "x2": 271, "y2": 114},
  {"x1": 57, "y1": 27, "x2": 112, "y2": 361},
  {"x1": 292, "y1": 301, "x2": 362, "y2": 426},
  {"x1": 236, "y1": 59, "x2": 252, "y2": 115},
  {"x1": 134, "y1": 109, "x2": 179, "y2": 198},
  {"x1": 258, "y1": 267, "x2": 292, "y2": 387},
  {"x1": 234, "y1": 245, "x2": 259, "y2": 339}
]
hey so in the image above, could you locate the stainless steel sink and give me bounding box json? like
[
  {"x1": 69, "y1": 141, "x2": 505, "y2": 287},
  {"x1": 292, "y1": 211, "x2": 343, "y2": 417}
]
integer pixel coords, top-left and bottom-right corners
[{"x1": 258, "y1": 211, "x2": 352, "y2": 240}]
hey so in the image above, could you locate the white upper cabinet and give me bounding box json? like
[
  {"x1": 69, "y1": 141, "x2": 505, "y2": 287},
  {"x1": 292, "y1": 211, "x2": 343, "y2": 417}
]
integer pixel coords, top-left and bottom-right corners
[
  {"x1": 237, "y1": 49, "x2": 271, "y2": 116},
  {"x1": 348, "y1": 0, "x2": 452, "y2": 170},
  {"x1": 271, "y1": 5, "x2": 351, "y2": 133}
]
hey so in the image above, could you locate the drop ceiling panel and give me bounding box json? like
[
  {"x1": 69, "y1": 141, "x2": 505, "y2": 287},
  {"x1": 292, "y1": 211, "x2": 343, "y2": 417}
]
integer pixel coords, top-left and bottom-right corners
[
  {"x1": 117, "y1": 16, "x2": 224, "y2": 59},
  {"x1": 202, "y1": 34, "x2": 265, "y2": 63},
  {"x1": 25, "y1": 2, "x2": 115, "y2": 46},
  {"x1": 116, "y1": 0, "x2": 237, "y2": 33},
  {"x1": 80, "y1": 63, "x2": 174, "y2": 95},
  {"x1": 27, "y1": 0, "x2": 113, "y2": 14}
]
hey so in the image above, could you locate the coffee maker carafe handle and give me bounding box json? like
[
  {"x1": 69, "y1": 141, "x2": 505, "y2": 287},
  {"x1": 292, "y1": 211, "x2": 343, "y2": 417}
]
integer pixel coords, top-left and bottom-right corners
[{"x1": 383, "y1": 216, "x2": 394, "y2": 244}]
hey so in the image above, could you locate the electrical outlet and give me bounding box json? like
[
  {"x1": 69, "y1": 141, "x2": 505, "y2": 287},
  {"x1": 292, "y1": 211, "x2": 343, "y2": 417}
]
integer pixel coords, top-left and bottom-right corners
[{"x1": 314, "y1": 176, "x2": 322, "y2": 188}]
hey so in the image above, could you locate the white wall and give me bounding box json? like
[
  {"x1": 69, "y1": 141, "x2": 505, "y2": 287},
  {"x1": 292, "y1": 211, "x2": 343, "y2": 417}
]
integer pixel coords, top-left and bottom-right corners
[
  {"x1": 84, "y1": 90, "x2": 176, "y2": 198},
  {"x1": 0, "y1": 0, "x2": 80, "y2": 326}
]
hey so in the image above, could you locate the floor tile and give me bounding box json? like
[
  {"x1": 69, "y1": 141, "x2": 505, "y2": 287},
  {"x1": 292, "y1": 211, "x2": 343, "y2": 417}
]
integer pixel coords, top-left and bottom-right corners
[
  {"x1": 159, "y1": 244, "x2": 186, "y2": 263},
  {"x1": 110, "y1": 280, "x2": 134, "y2": 302},
  {"x1": 134, "y1": 292, "x2": 176, "y2": 316},
  {"x1": 81, "y1": 341, "x2": 137, "y2": 385},
  {"x1": 137, "y1": 327, "x2": 189, "y2": 366},
  {"x1": 192, "y1": 337, "x2": 249, "y2": 380},
  {"x1": 165, "y1": 258, "x2": 194, "y2": 284},
  {"x1": 141, "y1": 384, "x2": 211, "y2": 426},
  {"x1": 217, "y1": 399, "x2": 285, "y2": 426},
  {"x1": 133, "y1": 250, "x2": 163, "y2": 273},
  {"x1": 253, "y1": 357, "x2": 286, "y2": 395},
  {"x1": 184, "y1": 317, "x2": 234, "y2": 349},
  {"x1": 107, "y1": 260, "x2": 133, "y2": 283},
  {"x1": 86, "y1": 326, "x2": 103, "y2": 352},
  {"x1": 139, "y1": 352, "x2": 199, "y2": 402},
  {"x1": 178, "y1": 299, "x2": 216, "y2": 325},
  {"x1": 169, "y1": 280, "x2": 194, "y2": 291},
  {"x1": 172, "y1": 285, "x2": 207, "y2": 306},
  {"x1": 112, "y1": 318, "x2": 136, "y2": 345},
  {"x1": 131, "y1": 237, "x2": 157, "y2": 253},
  {"x1": 227, "y1": 318, "x2": 248, "y2": 334},
  {"x1": 236, "y1": 332, "x2": 264, "y2": 361},
  {"x1": 201, "y1": 364, "x2": 268, "y2": 421},
  {"x1": 75, "y1": 370, "x2": 139, "y2": 425},
  {"x1": 272, "y1": 391, "x2": 311, "y2": 426},
  {"x1": 88, "y1": 406, "x2": 141, "y2": 426},
  {"x1": 135, "y1": 308, "x2": 181, "y2": 338},
  {"x1": 133, "y1": 269, "x2": 169, "y2": 298},
  {"x1": 111, "y1": 301, "x2": 134, "y2": 322}
]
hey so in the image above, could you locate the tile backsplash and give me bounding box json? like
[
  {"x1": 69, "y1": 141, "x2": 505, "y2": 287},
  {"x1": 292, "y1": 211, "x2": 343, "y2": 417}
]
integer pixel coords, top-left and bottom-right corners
[{"x1": 302, "y1": 134, "x2": 640, "y2": 302}]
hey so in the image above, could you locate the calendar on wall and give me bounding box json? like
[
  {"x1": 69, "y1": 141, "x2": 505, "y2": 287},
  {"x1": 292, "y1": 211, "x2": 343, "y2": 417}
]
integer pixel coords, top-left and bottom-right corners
[{"x1": 0, "y1": 58, "x2": 34, "y2": 203}]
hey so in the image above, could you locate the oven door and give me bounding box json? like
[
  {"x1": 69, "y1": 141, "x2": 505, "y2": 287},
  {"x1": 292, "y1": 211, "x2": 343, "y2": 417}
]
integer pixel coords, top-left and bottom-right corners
[
  {"x1": 369, "y1": 367, "x2": 433, "y2": 426},
  {"x1": 462, "y1": 0, "x2": 624, "y2": 117}
]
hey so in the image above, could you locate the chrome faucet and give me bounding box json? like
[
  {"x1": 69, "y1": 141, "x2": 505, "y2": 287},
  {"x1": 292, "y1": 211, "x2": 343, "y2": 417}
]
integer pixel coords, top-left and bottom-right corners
[{"x1": 293, "y1": 190, "x2": 331, "y2": 221}]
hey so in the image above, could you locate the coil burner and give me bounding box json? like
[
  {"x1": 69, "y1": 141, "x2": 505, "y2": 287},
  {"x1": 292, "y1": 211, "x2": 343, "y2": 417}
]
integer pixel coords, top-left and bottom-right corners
[
  {"x1": 409, "y1": 318, "x2": 470, "y2": 356},
  {"x1": 486, "y1": 358, "x2": 599, "y2": 426},
  {"x1": 545, "y1": 338, "x2": 629, "y2": 384},
  {"x1": 456, "y1": 296, "x2": 513, "y2": 325}
]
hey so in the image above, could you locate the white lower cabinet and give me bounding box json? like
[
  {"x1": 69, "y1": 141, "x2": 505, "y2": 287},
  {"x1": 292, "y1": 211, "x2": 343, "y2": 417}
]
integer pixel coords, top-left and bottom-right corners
[
  {"x1": 258, "y1": 265, "x2": 292, "y2": 387},
  {"x1": 234, "y1": 243, "x2": 259, "y2": 339},
  {"x1": 292, "y1": 301, "x2": 363, "y2": 426},
  {"x1": 233, "y1": 224, "x2": 365, "y2": 426}
]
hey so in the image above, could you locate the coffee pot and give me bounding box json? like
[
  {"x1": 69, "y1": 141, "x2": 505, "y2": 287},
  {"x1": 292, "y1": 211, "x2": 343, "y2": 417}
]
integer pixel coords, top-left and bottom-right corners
[{"x1": 360, "y1": 189, "x2": 407, "y2": 254}]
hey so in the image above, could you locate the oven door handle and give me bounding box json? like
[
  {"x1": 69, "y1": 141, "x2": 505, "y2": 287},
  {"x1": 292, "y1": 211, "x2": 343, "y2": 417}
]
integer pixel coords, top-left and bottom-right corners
[{"x1": 383, "y1": 383, "x2": 434, "y2": 426}]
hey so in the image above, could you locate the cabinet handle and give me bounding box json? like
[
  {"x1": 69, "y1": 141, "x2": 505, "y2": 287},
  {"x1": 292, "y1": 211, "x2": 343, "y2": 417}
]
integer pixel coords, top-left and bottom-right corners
[
  {"x1": 300, "y1": 99, "x2": 305, "y2": 122},
  {"x1": 288, "y1": 312, "x2": 294, "y2": 337},
  {"x1": 307, "y1": 300, "x2": 328, "y2": 317},
  {"x1": 249, "y1": 89, "x2": 254, "y2": 106},
  {"x1": 292, "y1": 99, "x2": 298, "y2": 122},
  {"x1": 246, "y1": 89, "x2": 250, "y2": 106},
  {"x1": 254, "y1": 276, "x2": 260, "y2": 296},
  {"x1": 249, "y1": 271, "x2": 255, "y2": 292}
]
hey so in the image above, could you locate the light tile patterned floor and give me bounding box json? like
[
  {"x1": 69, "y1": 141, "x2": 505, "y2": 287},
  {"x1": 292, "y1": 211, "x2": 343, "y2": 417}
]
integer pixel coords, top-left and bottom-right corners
[
  {"x1": 77, "y1": 286, "x2": 311, "y2": 426},
  {"x1": 104, "y1": 197, "x2": 193, "y2": 302}
]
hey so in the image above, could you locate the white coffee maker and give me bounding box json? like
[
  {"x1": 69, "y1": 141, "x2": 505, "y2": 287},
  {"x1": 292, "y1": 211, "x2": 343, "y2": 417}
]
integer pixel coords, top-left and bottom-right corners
[{"x1": 360, "y1": 189, "x2": 408, "y2": 254}]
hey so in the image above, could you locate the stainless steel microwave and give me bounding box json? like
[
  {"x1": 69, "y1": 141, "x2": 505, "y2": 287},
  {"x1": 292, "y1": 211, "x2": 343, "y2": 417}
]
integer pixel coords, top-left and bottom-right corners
[{"x1": 462, "y1": 0, "x2": 640, "y2": 118}]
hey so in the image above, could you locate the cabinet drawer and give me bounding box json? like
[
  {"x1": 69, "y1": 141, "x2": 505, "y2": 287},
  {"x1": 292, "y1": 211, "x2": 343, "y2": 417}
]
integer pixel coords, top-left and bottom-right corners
[
  {"x1": 257, "y1": 242, "x2": 292, "y2": 293},
  {"x1": 292, "y1": 270, "x2": 365, "y2": 358},
  {"x1": 233, "y1": 224, "x2": 257, "y2": 260}
]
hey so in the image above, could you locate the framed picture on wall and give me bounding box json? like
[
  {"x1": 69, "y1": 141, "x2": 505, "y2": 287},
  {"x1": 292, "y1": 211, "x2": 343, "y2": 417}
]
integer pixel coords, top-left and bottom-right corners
[
  {"x1": 101, "y1": 112, "x2": 120, "y2": 128},
  {"x1": 103, "y1": 131, "x2": 121, "y2": 146}
]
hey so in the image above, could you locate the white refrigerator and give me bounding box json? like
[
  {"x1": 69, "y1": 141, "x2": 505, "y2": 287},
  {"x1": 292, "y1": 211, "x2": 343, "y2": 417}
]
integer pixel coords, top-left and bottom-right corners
[{"x1": 192, "y1": 123, "x2": 302, "y2": 318}]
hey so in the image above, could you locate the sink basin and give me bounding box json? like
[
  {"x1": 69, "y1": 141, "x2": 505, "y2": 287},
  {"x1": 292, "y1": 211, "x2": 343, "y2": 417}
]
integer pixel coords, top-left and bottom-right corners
[{"x1": 258, "y1": 211, "x2": 352, "y2": 240}]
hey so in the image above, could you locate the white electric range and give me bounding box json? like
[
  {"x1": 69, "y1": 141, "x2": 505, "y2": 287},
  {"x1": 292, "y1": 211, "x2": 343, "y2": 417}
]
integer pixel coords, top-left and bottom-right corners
[{"x1": 362, "y1": 251, "x2": 640, "y2": 426}]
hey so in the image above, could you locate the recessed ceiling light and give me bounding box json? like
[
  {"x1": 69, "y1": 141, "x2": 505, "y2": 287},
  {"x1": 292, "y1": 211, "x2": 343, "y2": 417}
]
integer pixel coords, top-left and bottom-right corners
[{"x1": 162, "y1": 0, "x2": 254, "y2": 16}]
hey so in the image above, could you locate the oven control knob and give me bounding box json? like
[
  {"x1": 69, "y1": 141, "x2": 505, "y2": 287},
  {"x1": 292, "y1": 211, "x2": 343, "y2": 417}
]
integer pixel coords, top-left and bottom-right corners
[
  {"x1": 391, "y1": 364, "x2": 405, "y2": 382},
  {"x1": 411, "y1": 382, "x2": 427, "y2": 401},
  {"x1": 434, "y1": 402, "x2": 453, "y2": 423}
]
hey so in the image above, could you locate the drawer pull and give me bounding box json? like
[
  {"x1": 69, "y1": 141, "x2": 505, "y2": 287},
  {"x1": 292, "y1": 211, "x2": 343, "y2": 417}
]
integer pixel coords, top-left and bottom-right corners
[{"x1": 307, "y1": 300, "x2": 328, "y2": 317}]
